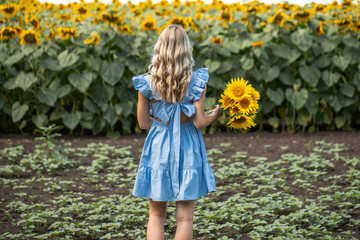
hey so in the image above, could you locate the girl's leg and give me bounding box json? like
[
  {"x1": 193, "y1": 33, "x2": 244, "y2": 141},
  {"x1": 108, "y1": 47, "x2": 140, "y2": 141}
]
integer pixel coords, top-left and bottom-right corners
[
  {"x1": 174, "y1": 199, "x2": 197, "y2": 240},
  {"x1": 147, "y1": 198, "x2": 167, "y2": 240}
]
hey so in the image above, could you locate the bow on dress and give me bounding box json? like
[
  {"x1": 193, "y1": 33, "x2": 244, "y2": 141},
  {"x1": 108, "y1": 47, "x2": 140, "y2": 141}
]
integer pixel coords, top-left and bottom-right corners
[{"x1": 166, "y1": 101, "x2": 195, "y2": 198}]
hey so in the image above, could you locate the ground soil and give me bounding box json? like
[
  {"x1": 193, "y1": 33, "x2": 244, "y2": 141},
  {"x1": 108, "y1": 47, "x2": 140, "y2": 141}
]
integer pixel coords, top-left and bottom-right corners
[{"x1": 0, "y1": 130, "x2": 359, "y2": 239}]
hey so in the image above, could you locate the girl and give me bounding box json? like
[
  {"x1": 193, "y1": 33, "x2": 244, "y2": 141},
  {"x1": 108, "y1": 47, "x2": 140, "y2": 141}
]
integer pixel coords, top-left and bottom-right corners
[{"x1": 132, "y1": 24, "x2": 222, "y2": 240}]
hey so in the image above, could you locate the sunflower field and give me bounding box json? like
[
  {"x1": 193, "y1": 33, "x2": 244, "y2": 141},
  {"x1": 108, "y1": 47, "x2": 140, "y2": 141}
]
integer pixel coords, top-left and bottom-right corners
[{"x1": 0, "y1": 0, "x2": 359, "y2": 136}]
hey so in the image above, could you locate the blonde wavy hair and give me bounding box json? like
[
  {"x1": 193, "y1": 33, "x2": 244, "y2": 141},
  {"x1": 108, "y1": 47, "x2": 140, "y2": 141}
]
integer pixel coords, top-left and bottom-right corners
[{"x1": 147, "y1": 24, "x2": 195, "y2": 103}]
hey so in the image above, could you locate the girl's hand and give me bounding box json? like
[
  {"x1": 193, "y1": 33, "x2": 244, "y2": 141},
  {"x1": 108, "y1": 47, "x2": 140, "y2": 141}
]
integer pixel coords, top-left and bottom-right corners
[{"x1": 208, "y1": 105, "x2": 222, "y2": 119}]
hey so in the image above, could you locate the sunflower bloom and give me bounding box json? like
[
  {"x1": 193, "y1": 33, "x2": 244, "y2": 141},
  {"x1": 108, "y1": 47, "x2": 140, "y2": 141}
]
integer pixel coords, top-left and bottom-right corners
[
  {"x1": 1, "y1": 3, "x2": 17, "y2": 19},
  {"x1": 20, "y1": 29, "x2": 40, "y2": 45},
  {"x1": 73, "y1": 5, "x2": 90, "y2": 18},
  {"x1": 229, "y1": 105, "x2": 241, "y2": 116},
  {"x1": 117, "y1": 25, "x2": 134, "y2": 34},
  {"x1": 217, "y1": 7, "x2": 234, "y2": 22},
  {"x1": 167, "y1": 16, "x2": 188, "y2": 29},
  {"x1": 28, "y1": 17, "x2": 40, "y2": 30},
  {"x1": 291, "y1": 10, "x2": 312, "y2": 22},
  {"x1": 46, "y1": 28, "x2": 57, "y2": 40},
  {"x1": 0, "y1": 26, "x2": 17, "y2": 40},
  {"x1": 352, "y1": 20, "x2": 360, "y2": 33},
  {"x1": 334, "y1": 16, "x2": 352, "y2": 29},
  {"x1": 219, "y1": 93, "x2": 235, "y2": 110},
  {"x1": 140, "y1": 16, "x2": 156, "y2": 31},
  {"x1": 55, "y1": 13, "x2": 72, "y2": 21},
  {"x1": 211, "y1": 37, "x2": 223, "y2": 45},
  {"x1": 227, "y1": 115, "x2": 256, "y2": 130},
  {"x1": 268, "y1": 10, "x2": 287, "y2": 27},
  {"x1": 252, "y1": 41, "x2": 264, "y2": 47},
  {"x1": 56, "y1": 27, "x2": 77, "y2": 39},
  {"x1": 225, "y1": 77, "x2": 251, "y2": 101},
  {"x1": 101, "y1": 12, "x2": 124, "y2": 25},
  {"x1": 315, "y1": 21, "x2": 327, "y2": 35},
  {"x1": 237, "y1": 94, "x2": 256, "y2": 115},
  {"x1": 248, "y1": 86, "x2": 261, "y2": 101},
  {"x1": 84, "y1": 32, "x2": 100, "y2": 46}
]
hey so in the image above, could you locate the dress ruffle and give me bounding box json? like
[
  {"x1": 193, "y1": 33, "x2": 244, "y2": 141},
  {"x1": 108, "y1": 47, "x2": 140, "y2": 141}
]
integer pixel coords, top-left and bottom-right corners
[
  {"x1": 190, "y1": 67, "x2": 209, "y2": 102},
  {"x1": 132, "y1": 162, "x2": 216, "y2": 201},
  {"x1": 132, "y1": 75, "x2": 154, "y2": 99}
]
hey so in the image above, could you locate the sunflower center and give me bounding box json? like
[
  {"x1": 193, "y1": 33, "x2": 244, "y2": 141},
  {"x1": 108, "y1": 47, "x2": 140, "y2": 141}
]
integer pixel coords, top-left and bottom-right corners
[
  {"x1": 31, "y1": 20, "x2": 38, "y2": 28},
  {"x1": 145, "y1": 21, "x2": 154, "y2": 28},
  {"x1": 234, "y1": 116, "x2": 246, "y2": 124},
  {"x1": 240, "y1": 98, "x2": 250, "y2": 108},
  {"x1": 3, "y1": 29, "x2": 16, "y2": 37},
  {"x1": 5, "y1": 7, "x2": 15, "y2": 14},
  {"x1": 24, "y1": 33, "x2": 36, "y2": 43},
  {"x1": 275, "y1": 13, "x2": 284, "y2": 23},
  {"x1": 79, "y1": 7, "x2": 87, "y2": 14},
  {"x1": 225, "y1": 98, "x2": 234, "y2": 106},
  {"x1": 233, "y1": 87, "x2": 244, "y2": 98}
]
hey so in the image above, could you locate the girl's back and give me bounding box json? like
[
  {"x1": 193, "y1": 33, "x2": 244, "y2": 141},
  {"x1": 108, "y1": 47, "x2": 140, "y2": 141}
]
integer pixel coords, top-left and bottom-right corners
[{"x1": 132, "y1": 67, "x2": 217, "y2": 201}]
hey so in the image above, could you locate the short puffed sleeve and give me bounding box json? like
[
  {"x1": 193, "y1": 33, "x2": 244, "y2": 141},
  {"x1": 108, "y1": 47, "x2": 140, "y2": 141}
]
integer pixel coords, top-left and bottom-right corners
[
  {"x1": 132, "y1": 75, "x2": 152, "y2": 99},
  {"x1": 190, "y1": 67, "x2": 209, "y2": 102}
]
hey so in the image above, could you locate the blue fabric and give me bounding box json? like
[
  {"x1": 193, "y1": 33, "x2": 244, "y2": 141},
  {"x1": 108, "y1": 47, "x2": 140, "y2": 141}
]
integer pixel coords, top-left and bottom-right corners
[{"x1": 131, "y1": 67, "x2": 216, "y2": 201}]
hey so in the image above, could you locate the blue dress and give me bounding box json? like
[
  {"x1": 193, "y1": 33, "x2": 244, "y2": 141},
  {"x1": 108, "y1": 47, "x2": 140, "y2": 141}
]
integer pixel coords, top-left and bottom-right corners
[{"x1": 131, "y1": 67, "x2": 217, "y2": 201}]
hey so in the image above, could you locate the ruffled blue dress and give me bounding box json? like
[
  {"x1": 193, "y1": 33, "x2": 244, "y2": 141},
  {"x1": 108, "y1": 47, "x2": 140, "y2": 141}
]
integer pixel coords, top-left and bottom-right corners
[{"x1": 131, "y1": 67, "x2": 217, "y2": 201}]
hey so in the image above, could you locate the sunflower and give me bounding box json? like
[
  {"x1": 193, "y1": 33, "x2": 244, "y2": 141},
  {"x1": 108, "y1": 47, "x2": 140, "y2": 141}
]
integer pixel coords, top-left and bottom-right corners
[
  {"x1": 267, "y1": 10, "x2": 287, "y2": 27},
  {"x1": 117, "y1": 24, "x2": 134, "y2": 34},
  {"x1": 334, "y1": 16, "x2": 352, "y2": 29},
  {"x1": 20, "y1": 29, "x2": 40, "y2": 45},
  {"x1": 217, "y1": 7, "x2": 234, "y2": 22},
  {"x1": 55, "y1": 13, "x2": 72, "y2": 21},
  {"x1": 251, "y1": 41, "x2": 264, "y2": 47},
  {"x1": 171, "y1": 0, "x2": 181, "y2": 8},
  {"x1": 0, "y1": 18, "x2": 5, "y2": 24},
  {"x1": 167, "y1": 16, "x2": 188, "y2": 29},
  {"x1": 28, "y1": 17, "x2": 40, "y2": 30},
  {"x1": 195, "y1": 12, "x2": 203, "y2": 20},
  {"x1": 12, "y1": 26, "x2": 23, "y2": 36},
  {"x1": 73, "y1": 5, "x2": 90, "y2": 18},
  {"x1": 45, "y1": 28, "x2": 57, "y2": 40},
  {"x1": 101, "y1": 12, "x2": 123, "y2": 25},
  {"x1": 236, "y1": 94, "x2": 256, "y2": 115},
  {"x1": 229, "y1": 105, "x2": 241, "y2": 116},
  {"x1": 291, "y1": 10, "x2": 312, "y2": 22},
  {"x1": 225, "y1": 77, "x2": 251, "y2": 101},
  {"x1": 352, "y1": 20, "x2": 360, "y2": 33},
  {"x1": 315, "y1": 21, "x2": 327, "y2": 35},
  {"x1": 73, "y1": 16, "x2": 83, "y2": 23},
  {"x1": 140, "y1": 16, "x2": 156, "y2": 31},
  {"x1": 0, "y1": 26, "x2": 17, "y2": 40},
  {"x1": 84, "y1": 32, "x2": 100, "y2": 46},
  {"x1": 219, "y1": 93, "x2": 235, "y2": 110},
  {"x1": 56, "y1": 27, "x2": 77, "y2": 39},
  {"x1": 1, "y1": 3, "x2": 17, "y2": 19},
  {"x1": 248, "y1": 86, "x2": 261, "y2": 101},
  {"x1": 211, "y1": 37, "x2": 223, "y2": 45},
  {"x1": 280, "y1": 2, "x2": 291, "y2": 10},
  {"x1": 227, "y1": 114, "x2": 256, "y2": 130}
]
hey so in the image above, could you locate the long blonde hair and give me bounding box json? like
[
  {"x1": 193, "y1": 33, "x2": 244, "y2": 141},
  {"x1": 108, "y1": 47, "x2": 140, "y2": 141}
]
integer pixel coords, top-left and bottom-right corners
[{"x1": 147, "y1": 24, "x2": 195, "y2": 103}]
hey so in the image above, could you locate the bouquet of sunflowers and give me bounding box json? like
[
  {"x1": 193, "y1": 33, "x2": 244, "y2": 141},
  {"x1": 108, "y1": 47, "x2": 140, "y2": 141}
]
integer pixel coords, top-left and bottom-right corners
[{"x1": 205, "y1": 77, "x2": 260, "y2": 130}]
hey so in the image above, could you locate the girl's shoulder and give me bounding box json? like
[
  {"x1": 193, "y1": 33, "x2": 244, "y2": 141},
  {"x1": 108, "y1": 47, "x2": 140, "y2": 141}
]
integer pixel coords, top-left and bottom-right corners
[
  {"x1": 189, "y1": 67, "x2": 209, "y2": 102},
  {"x1": 131, "y1": 67, "x2": 209, "y2": 101},
  {"x1": 132, "y1": 74, "x2": 156, "y2": 99}
]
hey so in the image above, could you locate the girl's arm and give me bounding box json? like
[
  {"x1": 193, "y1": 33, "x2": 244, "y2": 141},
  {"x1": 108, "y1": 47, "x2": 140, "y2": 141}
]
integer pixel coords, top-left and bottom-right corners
[
  {"x1": 137, "y1": 90, "x2": 154, "y2": 130},
  {"x1": 192, "y1": 84, "x2": 217, "y2": 128}
]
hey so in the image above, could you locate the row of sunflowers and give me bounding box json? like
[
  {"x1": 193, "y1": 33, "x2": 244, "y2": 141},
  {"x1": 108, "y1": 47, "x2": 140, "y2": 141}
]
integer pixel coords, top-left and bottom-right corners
[
  {"x1": 0, "y1": 0, "x2": 359, "y2": 134},
  {"x1": 0, "y1": 0, "x2": 359, "y2": 46}
]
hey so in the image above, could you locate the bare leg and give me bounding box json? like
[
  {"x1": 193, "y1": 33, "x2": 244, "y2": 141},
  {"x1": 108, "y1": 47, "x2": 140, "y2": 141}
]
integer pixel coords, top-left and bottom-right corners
[
  {"x1": 147, "y1": 198, "x2": 167, "y2": 240},
  {"x1": 174, "y1": 200, "x2": 197, "y2": 240}
]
